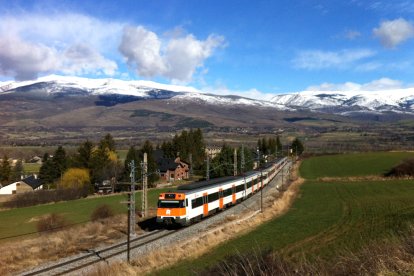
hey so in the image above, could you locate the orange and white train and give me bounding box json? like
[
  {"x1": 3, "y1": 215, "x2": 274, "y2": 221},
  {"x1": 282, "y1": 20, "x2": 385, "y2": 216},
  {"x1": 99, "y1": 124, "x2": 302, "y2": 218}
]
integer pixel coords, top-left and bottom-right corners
[{"x1": 156, "y1": 157, "x2": 288, "y2": 226}]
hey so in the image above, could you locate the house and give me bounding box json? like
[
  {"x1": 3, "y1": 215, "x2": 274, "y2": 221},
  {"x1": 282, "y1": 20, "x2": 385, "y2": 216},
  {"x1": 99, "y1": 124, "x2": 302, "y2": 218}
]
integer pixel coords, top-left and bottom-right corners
[
  {"x1": 0, "y1": 175, "x2": 42, "y2": 195},
  {"x1": 154, "y1": 150, "x2": 190, "y2": 182},
  {"x1": 205, "y1": 145, "x2": 221, "y2": 158}
]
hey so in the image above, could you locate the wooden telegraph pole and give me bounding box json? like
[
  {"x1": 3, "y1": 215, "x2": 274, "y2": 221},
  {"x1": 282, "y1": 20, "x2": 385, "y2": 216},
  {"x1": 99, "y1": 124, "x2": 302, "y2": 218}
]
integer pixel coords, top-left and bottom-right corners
[{"x1": 233, "y1": 148, "x2": 237, "y2": 176}]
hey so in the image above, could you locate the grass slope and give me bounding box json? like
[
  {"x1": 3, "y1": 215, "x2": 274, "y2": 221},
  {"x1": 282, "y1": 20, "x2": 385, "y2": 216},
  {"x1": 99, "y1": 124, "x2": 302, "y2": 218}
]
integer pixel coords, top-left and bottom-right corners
[
  {"x1": 157, "y1": 152, "x2": 414, "y2": 275},
  {"x1": 300, "y1": 152, "x2": 414, "y2": 179},
  {"x1": 0, "y1": 188, "x2": 172, "y2": 242}
]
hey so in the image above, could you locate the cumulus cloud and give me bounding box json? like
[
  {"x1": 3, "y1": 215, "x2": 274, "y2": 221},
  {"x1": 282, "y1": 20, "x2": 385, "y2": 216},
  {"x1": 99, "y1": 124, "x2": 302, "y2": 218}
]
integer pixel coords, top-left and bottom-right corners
[
  {"x1": 0, "y1": 35, "x2": 59, "y2": 80},
  {"x1": 293, "y1": 49, "x2": 375, "y2": 70},
  {"x1": 62, "y1": 44, "x2": 118, "y2": 76},
  {"x1": 0, "y1": 13, "x2": 122, "y2": 80},
  {"x1": 373, "y1": 18, "x2": 414, "y2": 48},
  {"x1": 119, "y1": 26, "x2": 167, "y2": 77},
  {"x1": 306, "y1": 78, "x2": 404, "y2": 91},
  {"x1": 119, "y1": 25, "x2": 225, "y2": 82}
]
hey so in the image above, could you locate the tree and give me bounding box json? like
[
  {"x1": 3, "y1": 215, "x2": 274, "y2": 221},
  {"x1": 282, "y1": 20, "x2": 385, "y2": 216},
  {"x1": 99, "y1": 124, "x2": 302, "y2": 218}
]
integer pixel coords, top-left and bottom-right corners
[
  {"x1": 276, "y1": 136, "x2": 282, "y2": 156},
  {"x1": 291, "y1": 137, "x2": 304, "y2": 156},
  {"x1": 59, "y1": 168, "x2": 91, "y2": 189},
  {"x1": 237, "y1": 145, "x2": 254, "y2": 174},
  {"x1": 11, "y1": 159, "x2": 24, "y2": 181},
  {"x1": 74, "y1": 140, "x2": 93, "y2": 169},
  {"x1": 99, "y1": 133, "x2": 116, "y2": 151},
  {"x1": 0, "y1": 155, "x2": 11, "y2": 184},
  {"x1": 123, "y1": 146, "x2": 140, "y2": 181},
  {"x1": 209, "y1": 144, "x2": 234, "y2": 178},
  {"x1": 140, "y1": 140, "x2": 159, "y2": 185},
  {"x1": 53, "y1": 146, "x2": 68, "y2": 179}
]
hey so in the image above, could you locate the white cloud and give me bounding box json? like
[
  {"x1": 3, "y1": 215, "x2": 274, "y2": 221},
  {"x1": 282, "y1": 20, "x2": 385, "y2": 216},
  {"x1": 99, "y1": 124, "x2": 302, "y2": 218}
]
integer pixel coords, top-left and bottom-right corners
[
  {"x1": 306, "y1": 78, "x2": 404, "y2": 91},
  {"x1": 0, "y1": 13, "x2": 122, "y2": 80},
  {"x1": 0, "y1": 35, "x2": 59, "y2": 80},
  {"x1": 119, "y1": 26, "x2": 167, "y2": 77},
  {"x1": 373, "y1": 18, "x2": 414, "y2": 48},
  {"x1": 62, "y1": 44, "x2": 118, "y2": 76},
  {"x1": 345, "y1": 30, "x2": 361, "y2": 40},
  {"x1": 119, "y1": 25, "x2": 225, "y2": 82},
  {"x1": 293, "y1": 49, "x2": 376, "y2": 70}
]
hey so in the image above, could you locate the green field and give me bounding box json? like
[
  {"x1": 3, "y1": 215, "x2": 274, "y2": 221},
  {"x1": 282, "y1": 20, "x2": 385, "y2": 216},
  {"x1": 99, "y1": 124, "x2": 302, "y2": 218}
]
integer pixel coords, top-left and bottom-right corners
[
  {"x1": 23, "y1": 163, "x2": 41, "y2": 174},
  {"x1": 0, "y1": 188, "x2": 173, "y2": 242},
  {"x1": 158, "y1": 152, "x2": 414, "y2": 275},
  {"x1": 300, "y1": 151, "x2": 414, "y2": 179}
]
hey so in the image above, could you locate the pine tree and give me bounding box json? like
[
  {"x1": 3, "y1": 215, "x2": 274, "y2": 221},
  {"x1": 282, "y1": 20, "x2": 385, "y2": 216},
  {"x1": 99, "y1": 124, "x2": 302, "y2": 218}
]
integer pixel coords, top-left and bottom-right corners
[
  {"x1": 124, "y1": 146, "x2": 140, "y2": 181},
  {"x1": 291, "y1": 137, "x2": 304, "y2": 156},
  {"x1": 276, "y1": 136, "x2": 282, "y2": 156},
  {"x1": 53, "y1": 146, "x2": 67, "y2": 180},
  {"x1": 209, "y1": 144, "x2": 234, "y2": 178},
  {"x1": 12, "y1": 159, "x2": 24, "y2": 181},
  {"x1": 0, "y1": 155, "x2": 11, "y2": 184},
  {"x1": 99, "y1": 133, "x2": 116, "y2": 151},
  {"x1": 140, "y1": 140, "x2": 159, "y2": 185},
  {"x1": 75, "y1": 140, "x2": 94, "y2": 169}
]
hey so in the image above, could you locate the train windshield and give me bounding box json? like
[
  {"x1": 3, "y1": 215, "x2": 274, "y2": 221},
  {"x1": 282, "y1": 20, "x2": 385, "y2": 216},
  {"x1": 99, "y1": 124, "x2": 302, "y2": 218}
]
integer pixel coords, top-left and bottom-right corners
[{"x1": 158, "y1": 200, "x2": 185, "y2": 208}]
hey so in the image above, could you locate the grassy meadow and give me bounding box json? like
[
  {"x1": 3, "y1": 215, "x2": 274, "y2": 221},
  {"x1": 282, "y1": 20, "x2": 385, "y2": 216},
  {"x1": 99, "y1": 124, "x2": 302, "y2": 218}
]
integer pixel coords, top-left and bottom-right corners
[
  {"x1": 157, "y1": 152, "x2": 414, "y2": 275},
  {"x1": 0, "y1": 187, "x2": 173, "y2": 242}
]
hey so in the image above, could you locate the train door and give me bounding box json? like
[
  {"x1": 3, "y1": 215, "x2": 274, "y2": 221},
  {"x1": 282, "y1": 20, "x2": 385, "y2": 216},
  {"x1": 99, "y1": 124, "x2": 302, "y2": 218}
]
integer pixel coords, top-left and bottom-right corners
[
  {"x1": 252, "y1": 178, "x2": 255, "y2": 193},
  {"x1": 203, "y1": 193, "x2": 208, "y2": 216},
  {"x1": 219, "y1": 188, "x2": 223, "y2": 209},
  {"x1": 232, "y1": 185, "x2": 236, "y2": 204}
]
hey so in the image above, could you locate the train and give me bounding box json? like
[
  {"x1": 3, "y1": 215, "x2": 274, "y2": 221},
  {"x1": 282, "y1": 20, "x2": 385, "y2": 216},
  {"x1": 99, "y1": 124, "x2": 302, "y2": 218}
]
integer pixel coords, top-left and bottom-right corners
[{"x1": 156, "y1": 157, "x2": 289, "y2": 226}]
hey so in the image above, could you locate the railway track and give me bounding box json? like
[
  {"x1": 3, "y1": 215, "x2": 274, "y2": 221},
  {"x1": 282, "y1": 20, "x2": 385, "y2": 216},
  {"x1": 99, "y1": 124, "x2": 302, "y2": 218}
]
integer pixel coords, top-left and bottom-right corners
[
  {"x1": 21, "y1": 229, "x2": 179, "y2": 276},
  {"x1": 21, "y1": 161, "x2": 292, "y2": 276}
]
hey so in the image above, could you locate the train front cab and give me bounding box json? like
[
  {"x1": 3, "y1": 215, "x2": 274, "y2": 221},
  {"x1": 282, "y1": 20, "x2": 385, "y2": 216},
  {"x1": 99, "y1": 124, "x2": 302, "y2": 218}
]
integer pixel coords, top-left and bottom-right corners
[{"x1": 156, "y1": 192, "x2": 187, "y2": 225}]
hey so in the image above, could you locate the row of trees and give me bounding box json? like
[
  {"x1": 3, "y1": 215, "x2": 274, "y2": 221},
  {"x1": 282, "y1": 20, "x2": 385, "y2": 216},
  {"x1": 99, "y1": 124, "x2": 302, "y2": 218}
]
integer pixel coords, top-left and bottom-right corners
[
  {"x1": 161, "y1": 129, "x2": 205, "y2": 170},
  {"x1": 207, "y1": 144, "x2": 255, "y2": 178},
  {"x1": 39, "y1": 134, "x2": 121, "y2": 190}
]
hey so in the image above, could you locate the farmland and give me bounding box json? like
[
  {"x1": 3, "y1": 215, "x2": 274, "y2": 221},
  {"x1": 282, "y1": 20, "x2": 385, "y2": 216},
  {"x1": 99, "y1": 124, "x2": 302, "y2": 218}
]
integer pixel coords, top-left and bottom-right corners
[
  {"x1": 0, "y1": 187, "x2": 173, "y2": 242},
  {"x1": 157, "y1": 152, "x2": 414, "y2": 275}
]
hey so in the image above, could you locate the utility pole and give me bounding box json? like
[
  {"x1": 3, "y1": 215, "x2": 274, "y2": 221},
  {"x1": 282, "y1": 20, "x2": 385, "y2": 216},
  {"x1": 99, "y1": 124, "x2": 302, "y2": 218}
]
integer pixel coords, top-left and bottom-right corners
[
  {"x1": 129, "y1": 160, "x2": 136, "y2": 236},
  {"x1": 189, "y1": 153, "x2": 193, "y2": 179},
  {"x1": 260, "y1": 169, "x2": 263, "y2": 213},
  {"x1": 141, "y1": 153, "x2": 148, "y2": 218},
  {"x1": 206, "y1": 154, "x2": 210, "y2": 181},
  {"x1": 127, "y1": 190, "x2": 131, "y2": 263},
  {"x1": 233, "y1": 148, "x2": 237, "y2": 176},
  {"x1": 241, "y1": 144, "x2": 245, "y2": 174}
]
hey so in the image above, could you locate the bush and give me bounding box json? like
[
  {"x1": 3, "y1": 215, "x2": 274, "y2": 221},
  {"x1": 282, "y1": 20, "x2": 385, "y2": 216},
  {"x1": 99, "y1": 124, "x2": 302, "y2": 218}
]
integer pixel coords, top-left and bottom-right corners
[
  {"x1": 36, "y1": 213, "x2": 68, "y2": 232},
  {"x1": 91, "y1": 204, "x2": 114, "y2": 221},
  {"x1": 2, "y1": 186, "x2": 89, "y2": 208},
  {"x1": 386, "y1": 158, "x2": 414, "y2": 177}
]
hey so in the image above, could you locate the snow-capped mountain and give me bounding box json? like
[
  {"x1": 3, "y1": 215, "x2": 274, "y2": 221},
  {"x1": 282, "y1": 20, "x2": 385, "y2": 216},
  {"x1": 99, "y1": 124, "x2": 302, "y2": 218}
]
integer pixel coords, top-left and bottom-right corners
[
  {"x1": 2, "y1": 75, "x2": 414, "y2": 116},
  {"x1": 0, "y1": 75, "x2": 285, "y2": 109},
  {"x1": 270, "y1": 89, "x2": 414, "y2": 115}
]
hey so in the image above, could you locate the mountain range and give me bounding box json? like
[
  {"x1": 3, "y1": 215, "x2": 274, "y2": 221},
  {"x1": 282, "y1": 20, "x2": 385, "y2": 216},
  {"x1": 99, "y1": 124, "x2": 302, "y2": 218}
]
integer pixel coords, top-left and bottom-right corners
[
  {"x1": 1, "y1": 75, "x2": 414, "y2": 145},
  {"x1": 2, "y1": 75, "x2": 414, "y2": 116}
]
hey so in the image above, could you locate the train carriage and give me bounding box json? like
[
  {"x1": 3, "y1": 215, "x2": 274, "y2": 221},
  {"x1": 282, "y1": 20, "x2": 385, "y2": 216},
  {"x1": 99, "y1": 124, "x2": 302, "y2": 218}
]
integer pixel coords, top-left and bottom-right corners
[{"x1": 156, "y1": 157, "x2": 288, "y2": 226}]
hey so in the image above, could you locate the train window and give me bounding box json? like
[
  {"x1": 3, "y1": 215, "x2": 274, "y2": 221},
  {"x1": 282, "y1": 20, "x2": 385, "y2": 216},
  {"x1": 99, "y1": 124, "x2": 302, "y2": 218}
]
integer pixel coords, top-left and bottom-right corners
[
  {"x1": 192, "y1": 197, "x2": 204, "y2": 208},
  {"x1": 247, "y1": 181, "x2": 252, "y2": 188},
  {"x1": 208, "y1": 192, "x2": 219, "y2": 202},
  {"x1": 223, "y1": 188, "x2": 232, "y2": 197},
  {"x1": 164, "y1": 193, "x2": 176, "y2": 199},
  {"x1": 158, "y1": 200, "x2": 184, "y2": 208},
  {"x1": 236, "y1": 185, "x2": 244, "y2": 193}
]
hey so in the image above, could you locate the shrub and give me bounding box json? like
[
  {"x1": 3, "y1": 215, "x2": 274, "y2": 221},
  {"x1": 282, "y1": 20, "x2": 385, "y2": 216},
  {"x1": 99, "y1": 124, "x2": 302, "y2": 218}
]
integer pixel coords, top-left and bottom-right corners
[
  {"x1": 2, "y1": 186, "x2": 89, "y2": 208},
  {"x1": 91, "y1": 204, "x2": 114, "y2": 221},
  {"x1": 385, "y1": 158, "x2": 414, "y2": 177},
  {"x1": 36, "y1": 213, "x2": 68, "y2": 232}
]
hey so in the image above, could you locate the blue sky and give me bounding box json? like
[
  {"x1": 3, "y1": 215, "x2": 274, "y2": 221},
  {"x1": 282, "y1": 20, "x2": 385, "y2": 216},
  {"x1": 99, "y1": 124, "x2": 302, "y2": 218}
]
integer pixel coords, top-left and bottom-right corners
[{"x1": 1, "y1": 0, "x2": 414, "y2": 99}]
